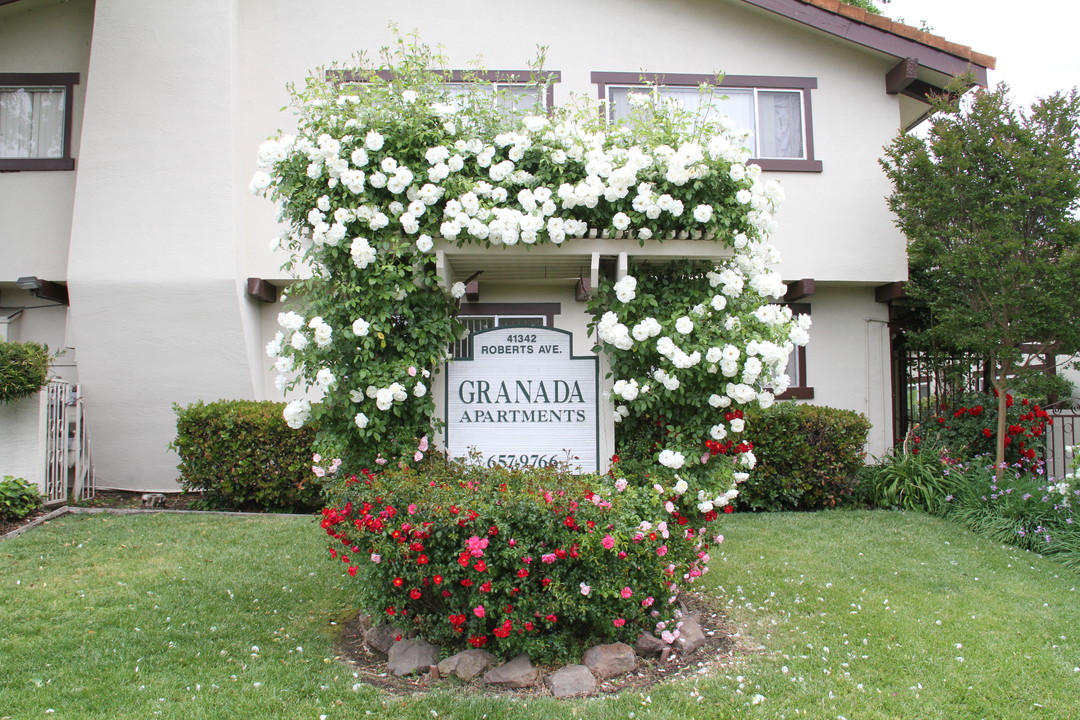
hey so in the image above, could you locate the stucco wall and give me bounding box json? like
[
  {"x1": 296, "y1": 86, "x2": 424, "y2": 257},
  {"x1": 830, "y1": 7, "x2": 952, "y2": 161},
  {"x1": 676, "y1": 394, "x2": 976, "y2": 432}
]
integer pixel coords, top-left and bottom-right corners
[
  {"x1": 7, "y1": 0, "x2": 914, "y2": 490},
  {"x1": 236, "y1": 0, "x2": 908, "y2": 286},
  {"x1": 0, "y1": 392, "x2": 45, "y2": 492},
  {"x1": 0, "y1": 0, "x2": 94, "y2": 283},
  {"x1": 797, "y1": 284, "x2": 893, "y2": 459}
]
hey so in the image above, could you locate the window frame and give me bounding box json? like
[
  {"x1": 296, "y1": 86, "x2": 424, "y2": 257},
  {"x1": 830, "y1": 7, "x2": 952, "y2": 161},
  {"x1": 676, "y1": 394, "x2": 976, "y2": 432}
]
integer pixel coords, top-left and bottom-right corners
[
  {"x1": 331, "y1": 69, "x2": 561, "y2": 111},
  {"x1": 0, "y1": 72, "x2": 79, "y2": 172},
  {"x1": 591, "y1": 72, "x2": 822, "y2": 173},
  {"x1": 776, "y1": 302, "x2": 814, "y2": 400}
]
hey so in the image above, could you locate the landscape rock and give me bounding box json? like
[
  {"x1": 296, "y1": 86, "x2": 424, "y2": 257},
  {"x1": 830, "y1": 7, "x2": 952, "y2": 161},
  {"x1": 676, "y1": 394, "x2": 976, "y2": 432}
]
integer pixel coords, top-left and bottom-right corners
[
  {"x1": 633, "y1": 631, "x2": 667, "y2": 658},
  {"x1": 387, "y1": 638, "x2": 439, "y2": 677},
  {"x1": 365, "y1": 622, "x2": 406, "y2": 656},
  {"x1": 544, "y1": 664, "x2": 596, "y2": 697},
  {"x1": 483, "y1": 653, "x2": 538, "y2": 688},
  {"x1": 437, "y1": 649, "x2": 498, "y2": 681},
  {"x1": 673, "y1": 612, "x2": 707, "y2": 656},
  {"x1": 582, "y1": 642, "x2": 637, "y2": 679}
]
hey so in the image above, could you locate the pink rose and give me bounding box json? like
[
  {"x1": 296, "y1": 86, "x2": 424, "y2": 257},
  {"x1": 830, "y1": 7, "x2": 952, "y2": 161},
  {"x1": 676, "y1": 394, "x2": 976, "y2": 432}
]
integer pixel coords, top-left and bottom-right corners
[
  {"x1": 620, "y1": 586, "x2": 633, "y2": 599},
  {"x1": 613, "y1": 618, "x2": 626, "y2": 628},
  {"x1": 602, "y1": 534, "x2": 615, "y2": 550},
  {"x1": 473, "y1": 605, "x2": 486, "y2": 619}
]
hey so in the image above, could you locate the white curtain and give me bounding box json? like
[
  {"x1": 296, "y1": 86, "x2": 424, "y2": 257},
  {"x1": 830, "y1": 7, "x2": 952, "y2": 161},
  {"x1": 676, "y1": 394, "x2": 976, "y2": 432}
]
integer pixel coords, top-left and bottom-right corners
[
  {"x1": 0, "y1": 87, "x2": 65, "y2": 159},
  {"x1": 757, "y1": 90, "x2": 803, "y2": 159}
]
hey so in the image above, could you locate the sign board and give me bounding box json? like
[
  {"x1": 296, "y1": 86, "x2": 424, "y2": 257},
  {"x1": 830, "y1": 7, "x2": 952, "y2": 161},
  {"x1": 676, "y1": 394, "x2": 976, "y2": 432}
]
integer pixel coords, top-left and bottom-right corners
[{"x1": 445, "y1": 327, "x2": 599, "y2": 472}]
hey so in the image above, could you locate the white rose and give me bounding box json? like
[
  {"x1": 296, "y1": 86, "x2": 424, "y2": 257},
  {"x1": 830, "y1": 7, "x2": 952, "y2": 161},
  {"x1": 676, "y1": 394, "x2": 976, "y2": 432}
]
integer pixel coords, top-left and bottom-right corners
[
  {"x1": 352, "y1": 318, "x2": 370, "y2": 337},
  {"x1": 365, "y1": 130, "x2": 384, "y2": 151},
  {"x1": 451, "y1": 282, "x2": 466, "y2": 299},
  {"x1": 354, "y1": 412, "x2": 369, "y2": 429},
  {"x1": 675, "y1": 316, "x2": 694, "y2": 335}
]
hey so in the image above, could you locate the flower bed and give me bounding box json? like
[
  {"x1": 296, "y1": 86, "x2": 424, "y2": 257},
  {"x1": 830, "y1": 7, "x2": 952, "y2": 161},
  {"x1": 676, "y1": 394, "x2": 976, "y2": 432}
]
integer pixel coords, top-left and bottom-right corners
[{"x1": 319, "y1": 458, "x2": 727, "y2": 663}]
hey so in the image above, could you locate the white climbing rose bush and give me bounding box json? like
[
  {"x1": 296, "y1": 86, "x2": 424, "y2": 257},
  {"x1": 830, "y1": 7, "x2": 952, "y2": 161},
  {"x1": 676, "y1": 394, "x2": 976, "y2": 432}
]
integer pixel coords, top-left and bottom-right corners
[{"x1": 253, "y1": 36, "x2": 807, "y2": 515}]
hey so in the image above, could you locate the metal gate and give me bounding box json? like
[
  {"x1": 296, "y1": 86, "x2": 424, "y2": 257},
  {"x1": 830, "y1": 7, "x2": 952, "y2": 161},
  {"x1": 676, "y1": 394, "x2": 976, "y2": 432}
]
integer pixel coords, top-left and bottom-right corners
[
  {"x1": 1046, "y1": 408, "x2": 1080, "y2": 480},
  {"x1": 41, "y1": 381, "x2": 95, "y2": 504}
]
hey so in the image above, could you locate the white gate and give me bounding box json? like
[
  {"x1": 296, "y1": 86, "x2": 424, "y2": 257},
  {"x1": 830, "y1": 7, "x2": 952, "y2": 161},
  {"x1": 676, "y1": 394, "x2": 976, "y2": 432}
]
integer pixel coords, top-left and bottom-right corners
[
  {"x1": 72, "y1": 384, "x2": 95, "y2": 501},
  {"x1": 41, "y1": 381, "x2": 95, "y2": 504}
]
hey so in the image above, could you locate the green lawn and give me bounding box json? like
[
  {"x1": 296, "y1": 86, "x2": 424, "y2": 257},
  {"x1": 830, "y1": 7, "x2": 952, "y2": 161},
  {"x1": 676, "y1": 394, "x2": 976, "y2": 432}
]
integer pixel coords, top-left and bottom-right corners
[{"x1": 1, "y1": 510, "x2": 1077, "y2": 719}]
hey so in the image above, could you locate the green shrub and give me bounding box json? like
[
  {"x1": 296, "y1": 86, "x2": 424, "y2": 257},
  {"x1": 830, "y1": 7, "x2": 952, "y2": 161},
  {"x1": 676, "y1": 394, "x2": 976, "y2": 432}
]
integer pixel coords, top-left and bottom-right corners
[
  {"x1": 319, "y1": 458, "x2": 722, "y2": 663},
  {"x1": 0, "y1": 476, "x2": 43, "y2": 521},
  {"x1": 735, "y1": 403, "x2": 871, "y2": 511},
  {"x1": 912, "y1": 391, "x2": 1051, "y2": 465},
  {"x1": 866, "y1": 443, "x2": 964, "y2": 514},
  {"x1": 170, "y1": 400, "x2": 322, "y2": 512},
  {"x1": 0, "y1": 341, "x2": 50, "y2": 403}
]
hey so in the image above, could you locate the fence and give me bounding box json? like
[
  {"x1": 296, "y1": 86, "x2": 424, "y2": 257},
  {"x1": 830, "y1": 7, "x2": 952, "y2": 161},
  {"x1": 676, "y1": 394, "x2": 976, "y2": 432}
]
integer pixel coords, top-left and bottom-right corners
[{"x1": 1046, "y1": 408, "x2": 1080, "y2": 480}]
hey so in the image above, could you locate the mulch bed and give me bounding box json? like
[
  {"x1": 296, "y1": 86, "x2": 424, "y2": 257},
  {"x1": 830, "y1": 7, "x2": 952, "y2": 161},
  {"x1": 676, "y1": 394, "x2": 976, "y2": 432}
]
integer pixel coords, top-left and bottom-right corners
[
  {"x1": 333, "y1": 592, "x2": 751, "y2": 697},
  {"x1": 0, "y1": 507, "x2": 50, "y2": 537}
]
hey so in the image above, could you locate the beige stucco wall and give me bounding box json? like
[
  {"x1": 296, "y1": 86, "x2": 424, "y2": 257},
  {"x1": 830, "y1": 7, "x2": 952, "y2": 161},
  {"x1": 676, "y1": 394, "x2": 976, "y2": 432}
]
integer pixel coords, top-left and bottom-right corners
[
  {"x1": 236, "y1": 0, "x2": 908, "y2": 286},
  {"x1": 0, "y1": 0, "x2": 94, "y2": 283},
  {"x1": 797, "y1": 284, "x2": 893, "y2": 459},
  {"x1": 6, "y1": 0, "x2": 911, "y2": 490}
]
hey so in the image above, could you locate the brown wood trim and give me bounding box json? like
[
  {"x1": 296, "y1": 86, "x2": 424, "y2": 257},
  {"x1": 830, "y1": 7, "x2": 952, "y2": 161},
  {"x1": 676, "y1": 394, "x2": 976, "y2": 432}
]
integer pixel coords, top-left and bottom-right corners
[
  {"x1": 755, "y1": 158, "x2": 822, "y2": 173},
  {"x1": 458, "y1": 302, "x2": 560, "y2": 326},
  {"x1": 0, "y1": 158, "x2": 75, "y2": 171},
  {"x1": 776, "y1": 386, "x2": 815, "y2": 400},
  {"x1": 886, "y1": 58, "x2": 918, "y2": 95},
  {"x1": 0, "y1": 72, "x2": 80, "y2": 87},
  {"x1": 246, "y1": 278, "x2": 277, "y2": 304},
  {"x1": 591, "y1": 71, "x2": 816, "y2": 90},
  {"x1": 739, "y1": 0, "x2": 991, "y2": 82},
  {"x1": 784, "y1": 279, "x2": 815, "y2": 302},
  {"x1": 875, "y1": 281, "x2": 906, "y2": 303}
]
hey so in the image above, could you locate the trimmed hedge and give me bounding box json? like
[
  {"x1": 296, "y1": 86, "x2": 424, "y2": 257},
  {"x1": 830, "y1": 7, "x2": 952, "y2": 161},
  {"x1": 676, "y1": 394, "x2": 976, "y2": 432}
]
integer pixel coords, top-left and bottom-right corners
[
  {"x1": 0, "y1": 341, "x2": 50, "y2": 403},
  {"x1": 737, "y1": 403, "x2": 871, "y2": 511},
  {"x1": 171, "y1": 400, "x2": 322, "y2": 512}
]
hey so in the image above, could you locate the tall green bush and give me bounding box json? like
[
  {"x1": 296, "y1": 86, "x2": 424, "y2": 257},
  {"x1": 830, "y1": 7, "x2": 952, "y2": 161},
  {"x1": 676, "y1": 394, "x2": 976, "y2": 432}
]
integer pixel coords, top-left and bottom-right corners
[
  {"x1": 171, "y1": 400, "x2": 322, "y2": 512},
  {"x1": 0, "y1": 341, "x2": 50, "y2": 403},
  {"x1": 735, "y1": 403, "x2": 871, "y2": 511}
]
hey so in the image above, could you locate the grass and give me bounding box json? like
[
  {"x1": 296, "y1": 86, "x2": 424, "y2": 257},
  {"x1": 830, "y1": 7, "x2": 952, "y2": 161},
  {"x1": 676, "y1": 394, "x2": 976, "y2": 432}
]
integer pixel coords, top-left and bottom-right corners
[{"x1": 1, "y1": 510, "x2": 1078, "y2": 719}]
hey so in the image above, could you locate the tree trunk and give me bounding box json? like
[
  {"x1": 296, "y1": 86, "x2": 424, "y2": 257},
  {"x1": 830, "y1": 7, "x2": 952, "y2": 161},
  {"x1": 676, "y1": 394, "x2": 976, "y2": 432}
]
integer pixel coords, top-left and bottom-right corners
[{"x1": 993, "y1": 358, "x2": 1012, "y2": 481}]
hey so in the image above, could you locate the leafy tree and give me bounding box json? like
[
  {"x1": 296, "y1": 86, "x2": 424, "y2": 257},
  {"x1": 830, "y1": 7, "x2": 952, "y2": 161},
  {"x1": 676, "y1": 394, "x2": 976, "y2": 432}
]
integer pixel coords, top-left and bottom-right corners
[
  {"x1": 841, "y1": 0, "x2": 889, "y2": 15},
  {"x1": 881, "y1": 84, "x2": 1080, "y2": 477}
]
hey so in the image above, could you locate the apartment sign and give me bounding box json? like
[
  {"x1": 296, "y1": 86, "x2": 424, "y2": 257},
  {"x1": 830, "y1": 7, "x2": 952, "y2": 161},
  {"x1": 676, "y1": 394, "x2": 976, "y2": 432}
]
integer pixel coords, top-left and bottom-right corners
[{"x1": 445, "y1": 327, "x2": 598, "y2": 472}]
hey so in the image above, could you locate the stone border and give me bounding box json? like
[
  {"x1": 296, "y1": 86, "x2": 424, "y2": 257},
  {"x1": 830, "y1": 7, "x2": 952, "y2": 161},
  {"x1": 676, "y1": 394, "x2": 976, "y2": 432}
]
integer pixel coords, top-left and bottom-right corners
[{"x1": 0, "y1": 505, "x2": 313, "y2": 542}]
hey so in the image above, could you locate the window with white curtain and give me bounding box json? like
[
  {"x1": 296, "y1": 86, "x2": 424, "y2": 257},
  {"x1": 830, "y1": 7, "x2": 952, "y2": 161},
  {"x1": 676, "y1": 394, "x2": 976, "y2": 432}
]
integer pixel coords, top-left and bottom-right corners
[
  {"x1": 442, "y1": 82, "x2": 548, "y2": 118},
  {"x1": 594, "y1": 72, "x2": 821, "y2": 172},
  {"x1": 0, "y1": 73, "x2": 78, "y2": 171}
]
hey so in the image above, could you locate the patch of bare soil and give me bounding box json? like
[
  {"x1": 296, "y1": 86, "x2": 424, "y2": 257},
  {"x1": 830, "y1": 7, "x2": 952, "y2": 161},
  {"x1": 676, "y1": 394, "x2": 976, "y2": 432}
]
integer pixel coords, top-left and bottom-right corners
[
  {"x1": 0, "y1": 507, "x2": 49, "y2": 537},
  {"x1": 73, "y1": 490, "x2": 207, "y2": 511},
  {"x1": 333, "y1": 592, "x2": 753, "y2": 697}
]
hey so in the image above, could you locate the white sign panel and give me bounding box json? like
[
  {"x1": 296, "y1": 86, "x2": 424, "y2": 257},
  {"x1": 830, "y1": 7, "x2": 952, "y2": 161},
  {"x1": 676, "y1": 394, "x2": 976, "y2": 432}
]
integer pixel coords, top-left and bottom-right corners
[{"x1": 445, "y1": 327, "x2": 599, "y2": 473}]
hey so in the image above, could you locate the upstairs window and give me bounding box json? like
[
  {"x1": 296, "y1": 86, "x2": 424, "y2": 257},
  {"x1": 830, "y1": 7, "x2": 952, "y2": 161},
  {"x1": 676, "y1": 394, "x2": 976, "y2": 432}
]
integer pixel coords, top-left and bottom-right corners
[
  {"x1": 593, "y1": 72, "x2": 821, "y2": 172},
  {"x1": 0, "y1": 73, "x2": 78, "y2": 171},
  {"x1": 441, "y1": 72, "x2": 557, "y2": 117},
  {"x1": 332, "y1": 70, "x2": 560, "y2": 119}
]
